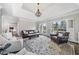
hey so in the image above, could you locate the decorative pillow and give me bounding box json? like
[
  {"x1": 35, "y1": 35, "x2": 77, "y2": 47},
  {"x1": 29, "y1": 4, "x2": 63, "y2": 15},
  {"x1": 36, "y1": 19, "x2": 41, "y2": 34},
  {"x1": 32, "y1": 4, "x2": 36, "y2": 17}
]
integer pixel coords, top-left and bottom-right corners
[
  {"x1": 58, "y1": 33, "x2": 63, "y2": 37},
  {"x1": 29, "y1": 31, "x2": 34, "y2": 34},
  {"x1": 23, "y1": 31, "x2": 28, "y2": 34},
  {"x1": 53, "y1": 36, "x2": 57, "y2": 39}
]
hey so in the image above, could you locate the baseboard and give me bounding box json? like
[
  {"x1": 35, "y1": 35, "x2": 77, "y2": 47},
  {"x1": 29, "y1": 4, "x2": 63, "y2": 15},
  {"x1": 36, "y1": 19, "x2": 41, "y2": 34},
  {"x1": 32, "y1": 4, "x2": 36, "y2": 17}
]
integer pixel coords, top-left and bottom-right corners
[{"x1": 68, "y1": 41, "x2": 79, "y2": 45}]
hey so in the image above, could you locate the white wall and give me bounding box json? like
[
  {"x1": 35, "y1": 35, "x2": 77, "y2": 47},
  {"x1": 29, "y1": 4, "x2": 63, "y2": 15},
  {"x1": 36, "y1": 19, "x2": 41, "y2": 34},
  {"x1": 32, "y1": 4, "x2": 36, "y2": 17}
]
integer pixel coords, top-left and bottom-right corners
[
  {"x1": 37, "y1": 12, "x2": 79, "y2": 43},
  {"x1": 0, "y1": 6, "x2": 2, "y2": 35},
  {"x1": 2, "y1": 15, "x2": 18, "y2": 33},
  {"x1": 17, "y1": 18, "x2": 36, "y2": 33},
  {"x1": 2, "y1": 15, "x2": 36, "y2": 34},
  {"x1": 61, "y1": 13, "x2": 79, "y2": 43}
]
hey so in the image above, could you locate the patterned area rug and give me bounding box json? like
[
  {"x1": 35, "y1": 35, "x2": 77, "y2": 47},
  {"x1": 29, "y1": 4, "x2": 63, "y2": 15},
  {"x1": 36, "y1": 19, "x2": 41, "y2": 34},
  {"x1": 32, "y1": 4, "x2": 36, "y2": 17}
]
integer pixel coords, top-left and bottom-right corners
[{"x1": 24, "y1": 35, "x2": 75, "y2": 55}]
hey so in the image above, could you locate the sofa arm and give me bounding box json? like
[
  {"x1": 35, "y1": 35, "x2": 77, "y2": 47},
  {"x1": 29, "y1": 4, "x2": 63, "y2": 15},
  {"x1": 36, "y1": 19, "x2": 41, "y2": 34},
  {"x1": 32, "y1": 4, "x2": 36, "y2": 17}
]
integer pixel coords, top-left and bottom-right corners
[{"x1": 6, "y1": 39, "x2": 23, "y2": 53}]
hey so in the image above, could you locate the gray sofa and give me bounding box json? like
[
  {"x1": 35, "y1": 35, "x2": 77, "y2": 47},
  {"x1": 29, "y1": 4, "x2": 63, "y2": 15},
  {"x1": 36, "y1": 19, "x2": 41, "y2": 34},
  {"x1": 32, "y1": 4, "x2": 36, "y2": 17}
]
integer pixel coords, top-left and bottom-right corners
[
  {"x1": 21, "y1": 30, "x2": 39, "y2": 39},
  {"x1": 50, "y1": 32, "x2": 70, "y2": 44}
]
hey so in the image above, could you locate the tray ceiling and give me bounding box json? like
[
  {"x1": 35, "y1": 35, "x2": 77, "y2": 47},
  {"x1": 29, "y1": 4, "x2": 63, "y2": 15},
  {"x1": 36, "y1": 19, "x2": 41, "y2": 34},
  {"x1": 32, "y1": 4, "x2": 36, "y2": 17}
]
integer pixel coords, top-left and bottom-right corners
[{"x1": 0, "y1": 3, "x2": 79, "y2": 22}]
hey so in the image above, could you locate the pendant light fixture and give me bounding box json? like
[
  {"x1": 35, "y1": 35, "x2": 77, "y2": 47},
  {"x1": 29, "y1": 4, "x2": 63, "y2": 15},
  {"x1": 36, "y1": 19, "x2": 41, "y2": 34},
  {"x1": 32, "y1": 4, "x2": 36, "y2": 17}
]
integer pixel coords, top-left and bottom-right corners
[{"x1": 35, "y1": 3, "x2": 41, "y2": 17}]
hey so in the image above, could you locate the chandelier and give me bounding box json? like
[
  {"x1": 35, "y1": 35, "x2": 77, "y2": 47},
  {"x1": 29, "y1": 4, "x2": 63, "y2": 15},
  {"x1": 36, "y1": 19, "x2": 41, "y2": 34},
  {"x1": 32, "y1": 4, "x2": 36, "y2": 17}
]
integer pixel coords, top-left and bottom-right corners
[{"x1": 35, "y1": 3, "x2": 42, "y2": 17}]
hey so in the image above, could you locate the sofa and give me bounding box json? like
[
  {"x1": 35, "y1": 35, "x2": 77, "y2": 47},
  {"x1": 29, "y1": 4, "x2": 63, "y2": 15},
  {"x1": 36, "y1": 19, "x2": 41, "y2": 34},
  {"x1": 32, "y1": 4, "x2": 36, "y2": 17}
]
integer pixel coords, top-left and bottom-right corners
[
  {"x1": 0, "y1": 35, "x2": 23, "y2": 53},
  {"x1": 6, "y1": 39, "x2": 23, "y2": 53},
  {"x1": 50, "y1": 32, "x2": 70, "y2": 44},
  {"x1": 21, "y1": 30, "x2": 39, "y2": 39}
]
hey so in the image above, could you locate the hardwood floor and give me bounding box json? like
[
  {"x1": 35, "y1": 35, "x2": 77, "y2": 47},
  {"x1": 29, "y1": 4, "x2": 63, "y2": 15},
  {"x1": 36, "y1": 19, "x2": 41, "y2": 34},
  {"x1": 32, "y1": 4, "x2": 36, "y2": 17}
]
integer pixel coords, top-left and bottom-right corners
[{"x1": 68, "y1": 41, "x2": 79, "y2": 55}]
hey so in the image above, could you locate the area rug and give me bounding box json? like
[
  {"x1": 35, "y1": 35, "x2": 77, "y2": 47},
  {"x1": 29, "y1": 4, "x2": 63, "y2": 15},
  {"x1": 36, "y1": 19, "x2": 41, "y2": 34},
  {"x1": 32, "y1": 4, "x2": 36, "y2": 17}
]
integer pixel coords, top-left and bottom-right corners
[{"x1": 24, "y1": 35, "x2": 75, "y2": 55}]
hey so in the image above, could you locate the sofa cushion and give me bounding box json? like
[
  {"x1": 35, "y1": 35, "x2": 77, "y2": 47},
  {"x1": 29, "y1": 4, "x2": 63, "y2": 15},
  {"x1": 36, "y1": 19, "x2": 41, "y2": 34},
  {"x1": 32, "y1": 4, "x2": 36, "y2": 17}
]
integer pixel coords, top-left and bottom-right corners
[
  {"x1": 2, "y1": 32, "x2": 13, "y2": 40},
  {"x1": 0, "y1": 35, "x2": 8, "y2": 45},
  {"x1": 58, "y1": 33, "x2": 63, "y2": 37},
  {"x1": 29, "y1": 31, "x2": 34, "y2": 34},
  {"x1": 23, "y1": 31, "x2": 28, "y2": 34},
  {"x1": 6, "y1": 39, "x2": 23, "y2": 53}
]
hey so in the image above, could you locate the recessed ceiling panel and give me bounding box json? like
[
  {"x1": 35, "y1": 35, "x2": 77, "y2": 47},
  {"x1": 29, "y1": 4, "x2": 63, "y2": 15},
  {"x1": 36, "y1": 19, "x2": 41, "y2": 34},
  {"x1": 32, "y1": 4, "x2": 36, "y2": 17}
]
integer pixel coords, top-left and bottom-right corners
[{"x1": 22, "y1": 3, "x2": 55, "y2": 13}]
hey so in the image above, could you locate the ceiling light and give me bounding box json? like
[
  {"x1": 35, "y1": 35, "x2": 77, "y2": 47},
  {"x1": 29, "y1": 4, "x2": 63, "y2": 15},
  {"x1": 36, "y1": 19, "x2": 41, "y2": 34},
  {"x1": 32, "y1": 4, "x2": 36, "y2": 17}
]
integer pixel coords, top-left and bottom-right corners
[{"x1": 35, "y1": 3, "x2": 42, "y2": 17}]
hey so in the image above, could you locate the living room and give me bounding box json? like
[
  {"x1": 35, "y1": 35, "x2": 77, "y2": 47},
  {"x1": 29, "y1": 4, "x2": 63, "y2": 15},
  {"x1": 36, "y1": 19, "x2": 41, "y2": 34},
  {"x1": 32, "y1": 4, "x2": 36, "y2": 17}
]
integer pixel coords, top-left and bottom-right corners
[{"x1": 0, "y1": 3, "x2": 79, "y2": 55}]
